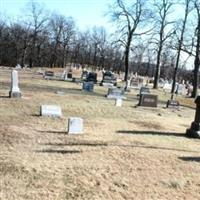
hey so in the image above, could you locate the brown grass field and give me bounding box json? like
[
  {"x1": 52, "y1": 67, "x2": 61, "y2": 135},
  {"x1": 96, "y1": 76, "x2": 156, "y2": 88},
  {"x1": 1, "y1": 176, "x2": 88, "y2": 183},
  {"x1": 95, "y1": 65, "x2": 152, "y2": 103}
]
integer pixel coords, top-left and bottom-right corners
[{"x1": 0, "y1": 67, "x2": 199, "y2": 200}]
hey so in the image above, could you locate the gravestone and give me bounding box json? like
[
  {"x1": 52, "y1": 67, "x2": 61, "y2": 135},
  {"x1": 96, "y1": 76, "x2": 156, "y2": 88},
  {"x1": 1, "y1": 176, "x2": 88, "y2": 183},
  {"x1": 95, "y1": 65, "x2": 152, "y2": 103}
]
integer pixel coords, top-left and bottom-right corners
[
  {"x1": 107, "y1": 88, "x2": 125, "y2": 99},
  {"x1": 81, "y1": 70, "x2": 88, "y2": 81},
  {"x1": 44, "y1": 71, "x2": 54, "y2": 80},
  {"x1": 9, "y1": 70, "x2": 21, "y2": 98},
  {"x1": 67, "y1": 72, "x2": 72, "y2": 79},
  {"x1": 61, "y1": 70, "x2": 67, "y2": 80},
  {"x1": 86, "y1": 72, "x2": 97, "y2": 83},
  {"x1": 139, "y1": 86, "x2": 150, "y2": 96},
  {"x1": 166, "y1": 99, "x2": 179, "y2": 109},
  {"x1": 40, "y1": 105, "x2": 62, "y2": 117},
  {"x1": 15, "y1": 64, "x2": 22, "y2": 69},
  {"x1": 82, "y1": 81, "x2": 94, "y2": 92},
  {"x1": 139, "y1": 94, "x2": 158, "y2": 107},
  {"x1": 68, "y1": 117, "x2": 83, "y2": 134},
  {"x1": 100, "y1": 71, "x2": 117, "y2": 86},
  {"x1": 115, "y1": 98, "x2": 122, "y2": 107},
  {"x1": 130, "y1": 78, "x2": 140, "y2": 89},
  {"x1": 186, "y1": 96, "x2": 200, "y2": 138}
]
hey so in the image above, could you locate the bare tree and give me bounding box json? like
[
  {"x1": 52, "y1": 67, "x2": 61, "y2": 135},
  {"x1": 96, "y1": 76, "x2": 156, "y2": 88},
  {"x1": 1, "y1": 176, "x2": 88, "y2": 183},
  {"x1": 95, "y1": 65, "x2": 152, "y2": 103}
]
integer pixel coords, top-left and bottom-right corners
[
  {"x1": 171, "y1": 0, "x2": 192, "y2": 99},
  {"x1": 191, "y1": 0, "x2": 200, "y2": 97},
  {"x1": 26, "y1": 1, "x2": 49, "y2": 67},
  {"x1": 110, "y1": 0, "x2": 152, "y2": 81},
  {"x1": 153, "y1": 0, "x2": 175, "y2": 89}
]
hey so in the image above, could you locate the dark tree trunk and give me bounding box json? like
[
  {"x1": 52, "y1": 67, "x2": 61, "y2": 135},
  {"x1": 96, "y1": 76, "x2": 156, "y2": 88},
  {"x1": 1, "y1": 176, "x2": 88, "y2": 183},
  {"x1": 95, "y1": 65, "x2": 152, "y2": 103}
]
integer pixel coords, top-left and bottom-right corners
[{"x1": 191, "y1": 17, "x2": 200, "y2": 98}]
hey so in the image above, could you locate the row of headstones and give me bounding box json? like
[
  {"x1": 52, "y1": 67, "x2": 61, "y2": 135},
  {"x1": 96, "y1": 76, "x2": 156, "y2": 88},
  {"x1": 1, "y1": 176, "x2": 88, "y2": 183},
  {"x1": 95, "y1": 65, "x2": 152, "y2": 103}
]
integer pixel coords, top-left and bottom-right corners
[{"x1": 8, "y1": 69, "x2": 200, "y2": 138}]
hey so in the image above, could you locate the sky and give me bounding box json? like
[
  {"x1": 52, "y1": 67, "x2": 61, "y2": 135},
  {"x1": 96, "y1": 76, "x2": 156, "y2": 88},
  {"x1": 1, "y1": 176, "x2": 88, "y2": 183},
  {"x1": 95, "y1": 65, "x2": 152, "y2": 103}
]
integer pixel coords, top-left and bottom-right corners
[{"x1": 0, "y1": 0, "x2": 114, "y2": 31}]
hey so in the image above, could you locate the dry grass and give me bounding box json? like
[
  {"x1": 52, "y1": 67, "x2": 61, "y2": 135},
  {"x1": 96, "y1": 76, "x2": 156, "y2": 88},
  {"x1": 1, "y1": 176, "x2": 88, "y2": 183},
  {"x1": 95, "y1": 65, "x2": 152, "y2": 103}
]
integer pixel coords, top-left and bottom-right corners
[{"x1": 0, "y1": 67, "x2": 199, "y2": 200}]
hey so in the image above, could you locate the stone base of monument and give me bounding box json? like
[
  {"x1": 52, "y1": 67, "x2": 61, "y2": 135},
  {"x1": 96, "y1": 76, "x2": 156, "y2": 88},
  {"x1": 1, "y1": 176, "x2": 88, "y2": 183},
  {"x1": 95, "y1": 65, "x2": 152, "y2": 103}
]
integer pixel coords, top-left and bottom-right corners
[
  {"x1": 9, "y1": 91, "x2": 21, "y2": 98},
  {"x1": 186, "y1": 122, "x2": 200, "y2": 138},
  {"x1": 166, "y1": 100, "x2": 179, "y2": 109}
]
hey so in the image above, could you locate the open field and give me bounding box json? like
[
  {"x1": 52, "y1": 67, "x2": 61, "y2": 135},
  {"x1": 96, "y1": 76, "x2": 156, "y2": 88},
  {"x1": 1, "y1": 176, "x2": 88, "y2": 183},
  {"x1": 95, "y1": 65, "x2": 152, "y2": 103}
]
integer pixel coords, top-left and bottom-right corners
[{"x1": 0, "y1": 67, "x2": 199, "y2": 200}]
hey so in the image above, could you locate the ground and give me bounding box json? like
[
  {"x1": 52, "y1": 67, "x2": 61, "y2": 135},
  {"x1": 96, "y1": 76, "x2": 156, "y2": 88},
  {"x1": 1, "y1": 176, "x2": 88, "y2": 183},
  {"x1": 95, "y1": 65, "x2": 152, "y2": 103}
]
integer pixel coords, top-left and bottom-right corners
[{"x1": 0, "y1": 67, "x2": 199, "y2": 200}]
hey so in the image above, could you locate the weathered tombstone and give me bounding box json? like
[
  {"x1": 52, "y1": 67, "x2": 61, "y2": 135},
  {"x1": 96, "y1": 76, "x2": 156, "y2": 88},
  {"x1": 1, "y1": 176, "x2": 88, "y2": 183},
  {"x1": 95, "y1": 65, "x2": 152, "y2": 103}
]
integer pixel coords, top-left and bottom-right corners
[
  {"x1": 68, "y1": 117, "x2": 83, "y2": 134},
  {"x1": 130, "y1": 78, "x2": 140, "y2": 89},
  {"x1": 40, "y1": 105, "x2": 62, "y2": 117},
  {"x1": 44, "y1": 71, "x2": 54, "y2": 80},
  {"x1": 67, "y1": 72, "x2": 72, "y2": 79},
  {"x1": 115, "y1": 98, "x2": 122, "y2": 107},
  {"x1": 82, "y1": 81, "x2": 94, "y2": 92},
  {"x1": 166, "y1": 99, "x2": 180, "y2": 109},
  {"x1": 186, "y1": 96, "x2": 200, "y2": 138},
  {"x1": 86, "y1": 72, "x2": 97, "y2": 83},
  {"x1": 15, "y1": 64, "x2": 22, "y2": 69},
  {"x1": 81, "y1": 70, "x2": 88, "y2": 81},
  {"x1": 9, "y1": 70, "x2": 21, "y2": 98},
  {"x1": 107, "y1": 88, "x2": 125, "y2": 99},
  {"x1": 139, "y1": 86, "x2": 150, "y2": 95},
  {"x1": 100, "y1": 71, "x2": 117, "y2": 86},
  {"x1": 61, "y1": 70, "x2": 67, "y2": 80},
  {"x1": 139, "y1": 94, "x2": 158, "y2": 107}
]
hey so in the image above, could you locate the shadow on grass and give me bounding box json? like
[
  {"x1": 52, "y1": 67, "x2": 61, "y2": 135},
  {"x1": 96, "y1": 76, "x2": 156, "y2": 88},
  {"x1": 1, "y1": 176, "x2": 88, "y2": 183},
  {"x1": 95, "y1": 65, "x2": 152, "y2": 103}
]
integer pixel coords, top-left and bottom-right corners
[
  {"x1": 179, "y1": 156, "x2": 200, "y2": 162},
  {"x1": 116, "y1": 130, "x2": 185, "y2": 137},
  {"x1": 0, "y1": 95, "x2": 9, "y2": 98},
  {"x1": 40, "y1": 142, "x2": 197, "y2": 153},
  {"x1": 42, "y1": 142, "x2": 108, "y2": 147},
  {"x1": 38, "y1": 130, "x2": 66, "y2": 134},
  {"x1": 36, "y1": 149, "x2": 81, "y2": 154}
]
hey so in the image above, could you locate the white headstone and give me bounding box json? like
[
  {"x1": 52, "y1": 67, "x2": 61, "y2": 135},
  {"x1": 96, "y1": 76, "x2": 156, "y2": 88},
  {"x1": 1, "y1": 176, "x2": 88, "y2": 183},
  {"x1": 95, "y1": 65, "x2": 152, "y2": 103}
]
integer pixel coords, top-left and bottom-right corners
[
  {"x1": 15, "y1": 64, "x2": 22, "y2": 69},
  {"x1": 68, "y1": 117, "x2": 83, "y2": 134},
  {"x1": 40, "y1": 105, "x2": 62, "y2": 117},
  {"x1": 115, "y1": 98, "x2": 122, "y2": 107},
  {"x1": 9, "y1": 70, "x2": 21, "y2": 98}
]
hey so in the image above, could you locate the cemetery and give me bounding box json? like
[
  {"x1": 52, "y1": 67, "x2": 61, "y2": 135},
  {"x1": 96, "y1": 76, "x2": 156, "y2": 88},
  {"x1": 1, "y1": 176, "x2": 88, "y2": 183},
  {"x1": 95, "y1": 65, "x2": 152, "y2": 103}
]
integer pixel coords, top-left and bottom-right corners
[{"x1": 0, "y1": 66, "x2": 199, "y2": 200}]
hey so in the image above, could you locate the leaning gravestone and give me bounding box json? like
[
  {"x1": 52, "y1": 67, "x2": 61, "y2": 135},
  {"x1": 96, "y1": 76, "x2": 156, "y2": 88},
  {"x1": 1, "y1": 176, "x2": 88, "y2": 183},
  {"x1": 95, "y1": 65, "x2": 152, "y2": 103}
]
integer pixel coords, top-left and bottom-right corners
[
  {"x1": 68, "y1": 117, "x2": 83, "y2": 134},
  {"x1": 9, "y1": 70, "x2": 21, "y2": 98},
  {"x1": 82, "y1": 81, "x2": 94, "y2": 92},
  {"x1": 107, "y1": 88, "x2": 125, "y2": 99},
  {"x1": 186, "y1": 96, "x2": 200, "y2": 138},
  {"x1": 40, "y1": 105, "x2": 62, "y2": 117},
  {"x1": 139, "y1": 94, "x2": 158, "y2": 107}
]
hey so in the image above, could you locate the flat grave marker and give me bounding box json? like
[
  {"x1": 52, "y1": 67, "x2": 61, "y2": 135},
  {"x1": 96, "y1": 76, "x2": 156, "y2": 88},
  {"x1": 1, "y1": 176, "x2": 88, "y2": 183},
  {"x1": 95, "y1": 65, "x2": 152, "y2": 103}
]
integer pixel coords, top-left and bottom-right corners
[{"x1": 40, "y1": 105, "x2": 62, "y2": 117}]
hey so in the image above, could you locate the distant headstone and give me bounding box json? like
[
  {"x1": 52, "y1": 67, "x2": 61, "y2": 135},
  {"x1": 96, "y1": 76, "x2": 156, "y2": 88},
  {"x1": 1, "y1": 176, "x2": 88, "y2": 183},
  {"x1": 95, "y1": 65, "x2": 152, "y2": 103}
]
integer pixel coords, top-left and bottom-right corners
[
  {"x1": 130, "y1": 78, "x2": 139, "y2": 89},
  {"x1": 100, "y1": 71, "x2": 117, "y2": 86},
  {"x1": 107, "y1": 88, "x2": 125, "y2": 99},
  {"x1": 139, "y1": 86, "x2": 150, "y2": 95},
  {"x1": 86, "y1": 72, "x2": 97, "y2": 83},
  {"x1": 68, "y1": 117, "x2": 83, "y2": 134},
  {"x1": 82, "y1": 81, "x2": 94, "y2": 92},
  {"x1": 61, "y1": 70, "x2": 67, "y2": 80},
  {"x1": 166, "y1": 100, "x2": 179, "y2": 109},
  {"x1": 44, "y1": 71, "x2": 54, "y2": 80},
  {"x1": 115, "y1": 98, "x2": 122, "y2": 107},
  {"x1": 186, "y1": 96, "x2": 200, "y2": 138},
  {"x1": 67, "y1": 72, "x2": 72, "y2": 79},
  {"x1": 15, "y1": 64, "x2": 22, "y2": 69},
  {"x1": 40, "y1": 105, "x2": 62, "y2": 117},
  {"x1": 139, "y1": 94, "x2": 158, "y2": 107},
  {"x1": 9, "y1": 70, "x2": 21, "y2": 98}
]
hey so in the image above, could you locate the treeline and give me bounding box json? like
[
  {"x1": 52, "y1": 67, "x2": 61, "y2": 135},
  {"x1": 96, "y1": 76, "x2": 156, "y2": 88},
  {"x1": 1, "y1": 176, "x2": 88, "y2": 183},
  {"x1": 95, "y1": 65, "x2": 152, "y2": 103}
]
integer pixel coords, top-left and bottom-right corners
[
  {"x1": 0, "y1": 0, "x2": 199, "y2": 96},
  {"x1": 0, "y1": 2, "x2": 124, "y2": 71}
]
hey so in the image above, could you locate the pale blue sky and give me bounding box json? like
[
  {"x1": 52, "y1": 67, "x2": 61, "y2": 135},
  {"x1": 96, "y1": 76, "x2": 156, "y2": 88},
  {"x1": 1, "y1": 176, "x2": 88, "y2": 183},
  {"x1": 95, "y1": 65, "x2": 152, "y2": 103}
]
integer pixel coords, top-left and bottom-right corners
[{"x1": 1, "y1": 0, "x2": 114, "y2": 31}]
